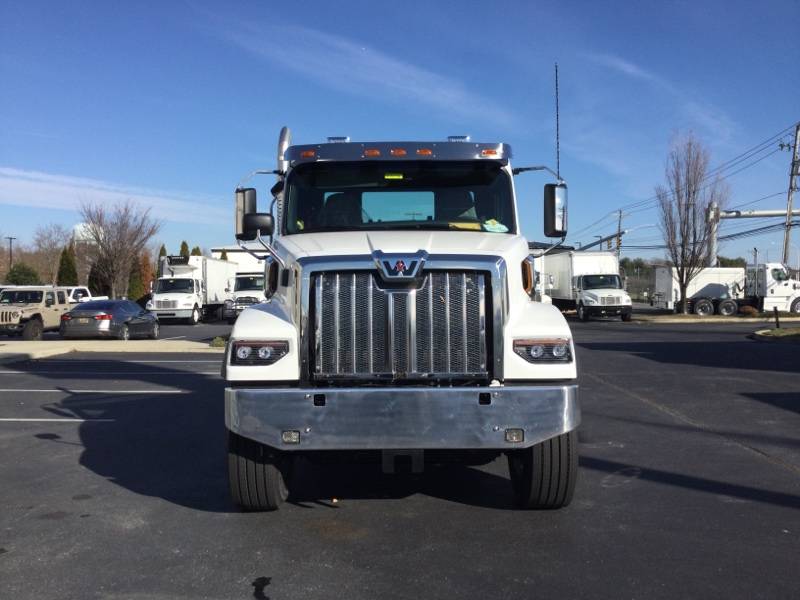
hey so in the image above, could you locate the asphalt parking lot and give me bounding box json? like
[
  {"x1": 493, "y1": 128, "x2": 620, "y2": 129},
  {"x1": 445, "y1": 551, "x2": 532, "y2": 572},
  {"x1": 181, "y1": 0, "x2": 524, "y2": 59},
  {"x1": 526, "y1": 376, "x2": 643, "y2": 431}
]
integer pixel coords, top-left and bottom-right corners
[{"x1": 0, "y1": 322, "x2": 797, "y2": 599}]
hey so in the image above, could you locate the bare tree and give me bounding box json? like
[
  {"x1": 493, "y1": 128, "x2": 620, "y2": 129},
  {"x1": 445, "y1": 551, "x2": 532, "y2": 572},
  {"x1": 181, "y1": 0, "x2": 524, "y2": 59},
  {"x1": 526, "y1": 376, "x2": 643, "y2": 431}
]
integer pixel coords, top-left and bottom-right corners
[
  {"x1": 657, "y1": 133, "x2": 729, "y2": 313},
  {"x1": 79, "y1": 201, "x2": 161, "y2": 298},
  {"x1": 32, "y1": 224, "x2": 72, "y2": 285}
]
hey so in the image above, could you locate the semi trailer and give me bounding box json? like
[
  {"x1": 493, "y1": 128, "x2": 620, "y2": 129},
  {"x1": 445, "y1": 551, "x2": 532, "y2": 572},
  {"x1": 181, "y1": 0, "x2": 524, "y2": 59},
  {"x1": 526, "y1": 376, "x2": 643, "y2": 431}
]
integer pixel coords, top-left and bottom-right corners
[{"x1": 652, "y1": 262, "x2": 800, "y2": 315}]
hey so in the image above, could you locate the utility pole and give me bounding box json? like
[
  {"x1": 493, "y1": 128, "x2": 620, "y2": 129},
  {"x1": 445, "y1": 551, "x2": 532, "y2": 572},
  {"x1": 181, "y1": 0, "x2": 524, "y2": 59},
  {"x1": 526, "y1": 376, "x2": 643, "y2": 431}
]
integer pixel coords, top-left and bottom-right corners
[
  {"x1": 5, "y1": 236, "x2": 16, "y2": 267},
  {"x1": 781, "y1": 123, "x2": 800, "y2": 265},
  {"x1": 615, "y1": 210, "x2": 623, "y2": 258}
]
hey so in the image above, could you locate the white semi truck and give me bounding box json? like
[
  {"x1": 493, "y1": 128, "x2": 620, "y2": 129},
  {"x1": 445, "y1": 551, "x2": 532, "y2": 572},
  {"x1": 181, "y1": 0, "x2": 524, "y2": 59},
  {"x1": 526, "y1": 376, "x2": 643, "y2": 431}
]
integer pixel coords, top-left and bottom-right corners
[
  {"x1": 223, "y1": 129, "x2": 579, "y2": 511},
  {"x1": 223, "y1": 272, "x2": 266, "y2": 324},
  {"x1": 544, "y1": 251, "x2": 632, "y2": 321},
  {"x1": 653, "y1": 263, "x2": 800, "y2": 315},
  {"x1": 147, "y1": 255, "x2": 237, "y2": 324}
]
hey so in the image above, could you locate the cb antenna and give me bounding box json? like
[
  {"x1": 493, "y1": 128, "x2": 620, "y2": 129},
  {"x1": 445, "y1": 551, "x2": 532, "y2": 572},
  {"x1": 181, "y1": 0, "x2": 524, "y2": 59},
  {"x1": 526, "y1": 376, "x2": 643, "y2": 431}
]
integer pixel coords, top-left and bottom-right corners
[{"x1": 555, "y1": 62, "x2": 561, "y2": 180}]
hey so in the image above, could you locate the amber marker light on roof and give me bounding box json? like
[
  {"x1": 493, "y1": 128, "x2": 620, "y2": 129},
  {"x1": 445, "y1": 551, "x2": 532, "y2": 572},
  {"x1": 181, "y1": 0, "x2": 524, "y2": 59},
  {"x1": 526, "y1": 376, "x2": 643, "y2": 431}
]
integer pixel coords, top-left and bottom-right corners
[
  {"x1": 416, "y1": 148, "x2": 433, "y2": 156},
  {"x1": 300, "y1": 150, "x2": 316, "y2": 158},
  {"x1": 390, "y1": 148, "x2": 407, "y2": 156},
  {"x1": 363, "y1": 148, "x2": 381, "y2": 157},
  {"x1": 481, "y1": 148, "x2": 499, "y2": 156}
]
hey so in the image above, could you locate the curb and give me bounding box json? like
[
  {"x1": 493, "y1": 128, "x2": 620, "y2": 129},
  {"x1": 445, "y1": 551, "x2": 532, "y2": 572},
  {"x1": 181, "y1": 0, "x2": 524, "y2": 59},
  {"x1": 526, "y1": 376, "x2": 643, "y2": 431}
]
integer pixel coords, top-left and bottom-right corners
[
  {"x1": 631, "y1": 316, "x2": 800, "y2": 324},
  {"x1": 0, "y1": 340, "x2": 224, "y2": 365},
  {"x1": 749, "y1": 329, "x2": 800, "y2": 343}
]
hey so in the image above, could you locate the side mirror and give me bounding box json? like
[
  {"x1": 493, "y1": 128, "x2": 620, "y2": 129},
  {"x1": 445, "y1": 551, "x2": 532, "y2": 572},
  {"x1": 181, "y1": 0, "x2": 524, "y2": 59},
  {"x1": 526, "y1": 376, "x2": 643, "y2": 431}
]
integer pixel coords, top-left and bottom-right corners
[
  {"x1": 544, "y1": 183, "x2": 568, "y2": 237},
  {"x1": 243, "y1": 213, "x2": 274, "y2": 240},
  {"x1": 235, "y1": 188, "x2": 258, "y2": 240}
]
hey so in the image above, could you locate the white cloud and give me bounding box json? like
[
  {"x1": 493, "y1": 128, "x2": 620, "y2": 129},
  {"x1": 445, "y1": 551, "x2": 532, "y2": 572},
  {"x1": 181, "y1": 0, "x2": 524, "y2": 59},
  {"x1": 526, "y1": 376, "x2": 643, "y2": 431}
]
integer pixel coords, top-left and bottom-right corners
[
  {"x1": 583, "y1": 51, "x2": 735, "y2": 143},
  {"x1": 220, "y1": 23, "x2": 514, "y2": 126},
  {"x1": 0, "y1": 167, "x2": 228, "y2": 225}
]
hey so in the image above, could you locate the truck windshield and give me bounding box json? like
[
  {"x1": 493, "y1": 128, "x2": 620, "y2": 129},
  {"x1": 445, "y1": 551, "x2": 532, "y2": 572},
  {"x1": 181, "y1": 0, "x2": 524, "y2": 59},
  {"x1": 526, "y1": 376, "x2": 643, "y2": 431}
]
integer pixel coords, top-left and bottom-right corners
[
  {"x1": 155, "y1": 279, "x2": 193, "y2": 293},
  {"x1": 284, "y1": 161, "x2": 515, "y2": 234},
  {"x1": 234, "y1": 276, "x2": 264, "y2": 291},
  {"x1": 0, "y1": 290, "x2": 43, "y2": 304},
  {"x1": 582, "y1": 275, "x2": 622, "y2": 290}
]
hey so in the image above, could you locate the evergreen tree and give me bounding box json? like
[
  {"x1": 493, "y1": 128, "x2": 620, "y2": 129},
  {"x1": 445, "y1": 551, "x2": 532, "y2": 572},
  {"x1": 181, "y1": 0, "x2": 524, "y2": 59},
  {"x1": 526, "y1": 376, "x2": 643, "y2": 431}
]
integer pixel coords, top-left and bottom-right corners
[
  {"x1": 190, "y1": 246, "x2": 202, "y2": 256},
  {"x1": 56, "y1": 244, "x2": 79, "y2": 286},
  {"x1": 179, "y1": 241, "x2": 190, "y2": 257},
  {"x1": 127, "y1": 259, "x2": 146, "y2": 301},
  {"x1": 4, "y1": 263, "x2": 41, "y2": 285},
  {"x1": 220, "y1": 249, "x2": 229, "y2": 261},
  {"x1": 158, "y1": 244, "x2": 167, "y2": 259}
]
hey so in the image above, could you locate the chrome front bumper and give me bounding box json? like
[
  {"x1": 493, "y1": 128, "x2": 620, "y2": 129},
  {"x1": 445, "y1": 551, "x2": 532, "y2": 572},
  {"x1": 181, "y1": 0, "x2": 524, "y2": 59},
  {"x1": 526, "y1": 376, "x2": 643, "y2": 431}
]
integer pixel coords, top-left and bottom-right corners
[
  {"x1": 152, "y1": 308, "x2": 193, "y2": 318},
  {"x1": 225, "y1": 384, "x2": 579, "y2": 451}
]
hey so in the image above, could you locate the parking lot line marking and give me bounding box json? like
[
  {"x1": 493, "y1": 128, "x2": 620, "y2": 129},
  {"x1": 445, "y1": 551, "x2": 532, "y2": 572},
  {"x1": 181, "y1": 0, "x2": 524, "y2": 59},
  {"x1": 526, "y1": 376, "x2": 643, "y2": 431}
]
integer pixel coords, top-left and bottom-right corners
[
  {"x1": 29, "y1": 360, "x2": 221, "y2": 364},
  {"x1": 0, "y1": 389, "x2": 189, "y2": 394},
  {"x1": 0, "y1": 371, "x2": 219, "y2": 376},
  {"x1": 160, "y1": 336, "x2": 186, "y2": 340},
  {"x1": 0, "y1": 418, "x2": 115, "y2": 422}
]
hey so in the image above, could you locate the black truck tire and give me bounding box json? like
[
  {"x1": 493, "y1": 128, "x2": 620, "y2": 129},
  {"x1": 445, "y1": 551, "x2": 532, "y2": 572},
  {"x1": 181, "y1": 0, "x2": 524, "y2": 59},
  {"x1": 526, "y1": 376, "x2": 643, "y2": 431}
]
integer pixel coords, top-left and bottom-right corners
[
  {"x1": 507, "y1": 430, "x2": 578, "y2": 509},
  {"x1": 693, "y1": 298, "x2": 714, "y2": 316},
  {"x1": 621, "y1": 311, "x2": 633, "y2": 322},
  {"x1": 577, "y1": 303, "x2": 589, "y2": 322},
  {"x1": 22, "y1": 319, "x2": 43, "y2": 341},
  {"x1": 228, "y1": 431, "x2": 291, "y2": 511},
  {"x1": 791, "y1": 298, "x2": 800, "y2": 314},
  {"x1": 717, "y1": 299, "x2": 738, "y2": 317},
  {"x1": 187, "y1": 306, "x2": 200, "y2": 326}
]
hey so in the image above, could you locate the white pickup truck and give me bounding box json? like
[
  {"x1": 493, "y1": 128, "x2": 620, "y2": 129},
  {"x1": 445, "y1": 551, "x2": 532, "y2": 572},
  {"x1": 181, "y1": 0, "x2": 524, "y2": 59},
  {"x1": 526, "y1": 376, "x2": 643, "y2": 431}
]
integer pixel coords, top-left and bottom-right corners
[{"x1": 223, "y1": 129, "x2": 579, "y2": 511}]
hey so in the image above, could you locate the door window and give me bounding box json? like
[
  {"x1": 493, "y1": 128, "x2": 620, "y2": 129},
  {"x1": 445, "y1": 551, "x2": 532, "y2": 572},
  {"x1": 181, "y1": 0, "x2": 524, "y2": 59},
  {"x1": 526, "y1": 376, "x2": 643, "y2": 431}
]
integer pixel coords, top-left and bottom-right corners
[
  {"x1": 57, "y1": 291, "x2": 66, "y2": 304},
  {"x1": 45, "y1": 291, "x2": 55, "y2": 306}
]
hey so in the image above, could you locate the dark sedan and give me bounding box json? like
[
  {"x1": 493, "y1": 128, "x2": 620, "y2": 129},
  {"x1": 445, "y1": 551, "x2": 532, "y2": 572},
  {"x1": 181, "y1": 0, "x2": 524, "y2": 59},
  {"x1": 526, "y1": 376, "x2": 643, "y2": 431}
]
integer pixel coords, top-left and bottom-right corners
[{"x1": 60, "y1": 300, "x2": 159, "y2": 340}]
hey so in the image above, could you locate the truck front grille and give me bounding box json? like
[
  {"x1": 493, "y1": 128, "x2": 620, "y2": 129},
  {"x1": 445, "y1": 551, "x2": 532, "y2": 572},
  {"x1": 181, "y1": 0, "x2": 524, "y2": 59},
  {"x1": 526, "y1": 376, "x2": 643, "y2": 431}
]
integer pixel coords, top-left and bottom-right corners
[
  {"x1": 601, "y1": 296, "x2": 621, "y2": 305},
  {"x1": 155, "y1": 300, "x2": 178, "y2": 309},
  {"x1": 313, "y1": 271, "x2": 488, "y2": 379}
]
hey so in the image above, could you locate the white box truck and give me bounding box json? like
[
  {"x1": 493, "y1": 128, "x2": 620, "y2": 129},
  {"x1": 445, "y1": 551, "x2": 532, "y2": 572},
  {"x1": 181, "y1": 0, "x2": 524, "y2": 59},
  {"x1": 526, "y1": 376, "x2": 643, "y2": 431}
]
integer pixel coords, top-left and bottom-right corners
[
  {"x1": 147, "y1": 255, "x2": 238, "y2": 324},
  {"x1": 653, "y1": 263, "x2": 800, "y2": 315},
  {"x1": 545, "y1": 251, "x2": 632, "y2": 321}
]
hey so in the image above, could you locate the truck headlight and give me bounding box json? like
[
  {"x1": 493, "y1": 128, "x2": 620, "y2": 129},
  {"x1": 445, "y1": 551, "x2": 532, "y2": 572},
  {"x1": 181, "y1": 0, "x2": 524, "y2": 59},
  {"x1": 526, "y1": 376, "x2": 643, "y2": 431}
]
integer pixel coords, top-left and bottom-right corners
[
  {"x1": 513, "y1": 338, "x2": 572, "y2": 363},
  {"x1": 146, "y1": 300, "x2": 153, "y2": 309},
  {"x1": 583, "y1": 297, "x2": 597, "y2": 305},
  {"x1": 231, "y1": 340, "x2": 289, "y2": 366}
]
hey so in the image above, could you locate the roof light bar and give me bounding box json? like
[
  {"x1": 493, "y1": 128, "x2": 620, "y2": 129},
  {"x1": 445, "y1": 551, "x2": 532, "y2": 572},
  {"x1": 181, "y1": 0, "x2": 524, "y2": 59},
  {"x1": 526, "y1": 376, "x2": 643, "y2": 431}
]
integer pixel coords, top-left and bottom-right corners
[
  {"x1": 363, "y1": 148, "x2": 381, "y2": 157},
  {"x1": 300, "y1": 150, "x2": 316, "y2": 158},
  {"x1": 416, "y1": 148, "x2": 433, "y2": 156},
  {"x1": 390, "y1": 148, "x2": 407, "y2": 156}
]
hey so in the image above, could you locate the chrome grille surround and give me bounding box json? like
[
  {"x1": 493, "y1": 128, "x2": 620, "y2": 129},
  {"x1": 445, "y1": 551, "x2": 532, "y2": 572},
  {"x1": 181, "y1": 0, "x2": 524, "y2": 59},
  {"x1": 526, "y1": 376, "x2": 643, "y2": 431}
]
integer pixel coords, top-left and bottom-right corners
[
  {"x1": 289, "y1": 251, "x2": 509, "y2": 383},
  {"x1": 601, "y1": 296, "x2": 621, "y2": 305},
  {"x1": 155, "y1": 300, "x2": 178, "y2": 309},
  {"x1": 313, "y1": 271, "x2": 487, "y2": 379}
]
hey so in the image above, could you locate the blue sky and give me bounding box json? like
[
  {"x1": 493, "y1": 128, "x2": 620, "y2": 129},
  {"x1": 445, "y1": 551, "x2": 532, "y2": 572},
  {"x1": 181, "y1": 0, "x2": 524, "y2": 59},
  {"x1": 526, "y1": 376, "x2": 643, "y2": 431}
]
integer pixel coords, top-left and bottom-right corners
[{"x1": 1, "y1": 0, "x2": 798, "y2": 262}]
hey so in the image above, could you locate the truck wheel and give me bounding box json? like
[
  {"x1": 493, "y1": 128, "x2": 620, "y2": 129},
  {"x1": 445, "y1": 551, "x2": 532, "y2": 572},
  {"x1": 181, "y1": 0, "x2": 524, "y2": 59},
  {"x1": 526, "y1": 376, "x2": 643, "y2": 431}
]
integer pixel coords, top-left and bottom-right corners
[
  {"x1": 717, "y1": 299, "x2": 738, "y2": 317},
  {"x1": 791, "y1": 298, "x2": 800, "y2": 314},
  {"x1": 188, "y1": 306, "x2": 200, "y2": 325},
  {"x1": 577, "y1": 304, "x2": 589, "y2": 322},
  {"x1": 22, "y1": 319, "x2": 43, "y2": 341},
  {"x1": 693, "y1": 298, "x2": 713, "y2": 316},
  {"x1": 621, "y1": 311, "x2": 632, "y2": 322},
  {"x1": 228, "y1": 431, "x2": 291, "y2": 511},
  {"x1": 507, "y1": 430, "x2": 578, "y2": 509}
]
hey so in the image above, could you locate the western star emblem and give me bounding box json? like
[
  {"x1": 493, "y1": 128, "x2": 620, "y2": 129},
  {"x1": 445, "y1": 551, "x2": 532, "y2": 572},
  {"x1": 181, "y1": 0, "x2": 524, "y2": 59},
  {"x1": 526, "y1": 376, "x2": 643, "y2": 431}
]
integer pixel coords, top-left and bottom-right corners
[{"x1": 373, "y1": 250, "x2": 428, "y2": 280}]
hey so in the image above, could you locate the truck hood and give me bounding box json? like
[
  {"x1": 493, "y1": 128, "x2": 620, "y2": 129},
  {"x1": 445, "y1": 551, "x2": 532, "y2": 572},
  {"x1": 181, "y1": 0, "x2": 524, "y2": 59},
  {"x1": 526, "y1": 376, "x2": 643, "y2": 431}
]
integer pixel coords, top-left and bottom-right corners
[
  {"x1": 583, "y1": 289, "x2": 629, "y2": 298},
  {"x1": 276, "y1": 231, "x2": 524, "y2": 259}
]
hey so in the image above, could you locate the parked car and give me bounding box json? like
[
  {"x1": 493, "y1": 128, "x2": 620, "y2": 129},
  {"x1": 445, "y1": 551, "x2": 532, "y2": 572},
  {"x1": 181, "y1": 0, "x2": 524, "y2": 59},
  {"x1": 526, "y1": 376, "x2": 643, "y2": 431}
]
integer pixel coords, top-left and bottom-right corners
[{"x1": 59, "y1": 300, "x2": 159, "y2": 340}]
